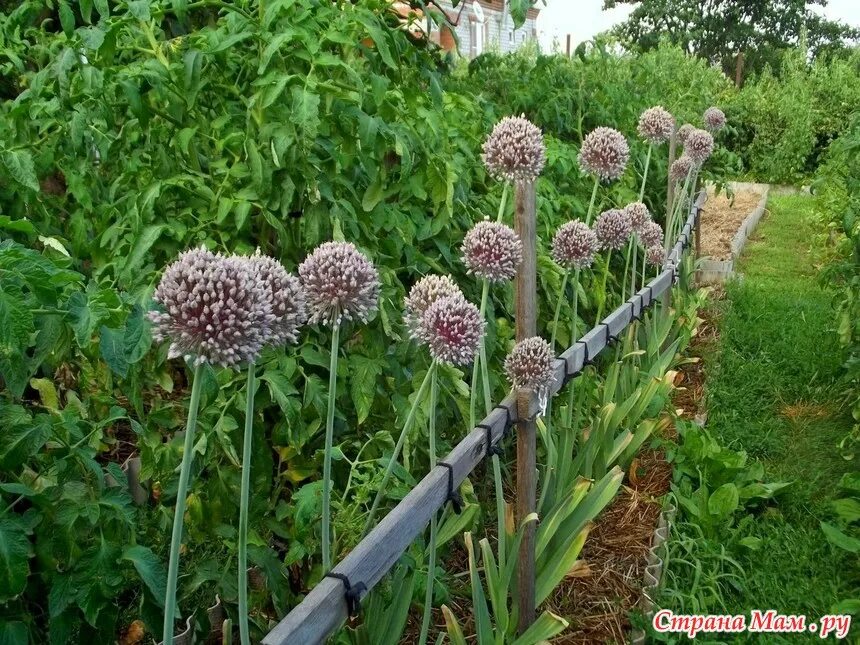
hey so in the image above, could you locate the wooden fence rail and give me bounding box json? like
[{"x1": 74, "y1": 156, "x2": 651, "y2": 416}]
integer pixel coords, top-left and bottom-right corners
[{"x1": 262, "y1": 191, "x2": 707, "y2": 645}]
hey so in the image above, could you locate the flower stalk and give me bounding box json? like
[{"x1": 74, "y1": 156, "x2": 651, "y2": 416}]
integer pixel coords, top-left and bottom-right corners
[
  {"x1": 237, "y1": 363, "x2": 256, "y2": 645},
  {"x1": 321, "y1": 321, "x2": 341, "y2": 572}
]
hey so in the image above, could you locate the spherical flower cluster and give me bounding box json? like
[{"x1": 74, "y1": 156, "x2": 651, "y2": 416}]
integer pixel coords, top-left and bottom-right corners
[
  {"x1": 578, "y1": 127, "x2": 630, "y2": 182},
  {"x1": 404, "y1": 274, "x2": 463, "y2": 337},
  {"x1": 703, "y1": 107, "x2": 726, "y2": 132},
  {"x1": 646, "y1": 245, "x2": 665, "y2": 266},
  {"x1": 551, "y1": 220, "x2": 598, "y2": 269},
  {"x1": 461, "y1": 220, "x2": 523, "y2": 282},
  {"x1": 249, "y1": 251, "x2": 307, "y2": 346},
  {"x1": 594, "y1": 208, "x2": 633, "y2": 251},
  {"x1": 624, "y1": 202, "x2": 650, "y2": 234},
  {"x1": 417, "y1": 295, "x2": 485, "y2": 366},
  {"x1": 482, "y1": 115, "x2": 546, "y2": 184},
  {"x1": 637, "y1": 106, "x2": 675, "y2": 144},
  {"x1": 685, "y1": 129, "x2": 714, "y2": 165},
  {"x1": 504, "y1": 336, "x2": 556, "y2": 396},
  {"x1": 670, "y1": 155, "x2": 694, "y2": 185},
  {"x1": 149, "y1": 247, "x2": 272, "y2": 368},
  {"x1": 299, "y1": 242, "x2": 380, "y2": 326},
  {"x1": 677, "y1": 123, "x2": 695, "y2": 146},
  {"x1": 638, "y1": 220, "x2": 664, "y2": 249}
]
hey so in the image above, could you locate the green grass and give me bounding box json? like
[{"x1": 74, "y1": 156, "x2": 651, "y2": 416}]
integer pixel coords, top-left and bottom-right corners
[{"x1": 666, "y1": 195, "x2": 859, "y2": 642}]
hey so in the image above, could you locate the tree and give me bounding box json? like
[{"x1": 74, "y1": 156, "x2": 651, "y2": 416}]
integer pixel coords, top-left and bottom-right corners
[{"x1": 603, "y1": 0, "x2": 860, "y2": 84}]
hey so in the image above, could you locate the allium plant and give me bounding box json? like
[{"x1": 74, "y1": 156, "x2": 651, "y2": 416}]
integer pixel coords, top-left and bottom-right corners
[
  {"x1": 413, "y1": 293, "x2": 484, "y2": 645},
  {"x1": 622, "y1": 202, "x2": 651, "y2": 299},
  {"x1": 594, "y1": 208, "x2": 633, "y2": 251},
  {"x1": 482, "y1": 115, "x2": 546, "y2": 226},
  {"x1": 685, "y1": 129, "x2": 714, "y2": 166},
  {"x1": 482, "y1": 114, "x2": 546, "y2": 185},
  {"x1": 404, "y1": 274, "x2": 463, "y2": 336},
  {"x1": 677, "y1": 123, "x2": 695, "y2": 146},
  {"x1": 236, "y1": 252, "x2": 304, "y2": 645},
  {"x1": 637, "y1": 106, "x2": 675, "y2": 145},
  {"x1": 639, "y1": 221, "x2": 665, "y2": 290},
  {"x1": 462, "y1": 220, "x2": 524, "y2": 577},
  {"x1": 578, "y1": 126, "x2": 630, "y2": 228},
  {"x1": 505, "y1": 336, "x2": 556, "y2": 399},
  {"x1": 646, "y1": 245, "x2": 666, "y2": 267},
  {"x1": 703, "y1": 106, "x2": 726, "y2": 132},
  {"x1": 670, "y1": 155, "x2": 695, "y2": 185},
  {"x1": 149, "y1": 247, "x2": 270, "y2": 368},
  {"x1": 461, "y1": 220, "x2": 523, "y2": 283},
  {"x1": 550, "y1": 220, "x2": 597, "y2": 350},
  {"x1": 299, "y1": 241, "x2": 379, "y2": 326},
  {"x1": 594, "y1": 209, "x2": 633, "y2": 322},
  {"x1": 300, "y1": 241, "x2": 379, "y2": 572},
  {"x1": 578, "y1": 126, "x2": 630, "y2": 184},
  {"x1": 150, "y1": 248, "x2": 275, "y2": 645}
]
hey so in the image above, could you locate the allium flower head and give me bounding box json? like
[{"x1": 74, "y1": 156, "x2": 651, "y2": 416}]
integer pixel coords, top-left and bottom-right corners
[
  {"x1": 248, "y1": 251, "x2": 306, "y2": 346},
  {"x1": 299, "y1": 242, "x2": 380, "y2": 326},
  {"x1": 461, "y1": 220, "x2": 523, "y2": 282},
  {"x1": 149, "y1": 247, "x2": 270, "y2": 368},
  {"x1": 685, "y1": 129, "x2": 714, "y2": 165},
  {"x1": 637, "y1": 106, "x2": 675, "y2": 144},
  {"x1": 670, "y1": 155, "x2": 694, "y2": 185},
  {"x1": 482, "y1": 115, "x2": 546, "y2": 184},
  {"x1": 418, "y1": 295, "x2": 485, "y2": 366},
  {"x1": 646, "y1": 245, "x2": 665, "y2": 266},
  {"x1": 703, "y1": 107, "x2": 726, "y2": 132},
  {"x1": 677, "y1": 123, "x2": 695, "y2": 146},
  {"x1": 578, "y1": 127, "x2": 630, "y2": 182},
  {"x1": 504, "y1": 336, "x2": 556, "y2": 396},
  {"x1": 624, "y1": 202, "x2": 651, "y2": 234},
  {"x1": 404, "y1": 275, "x2": 463, "y2": 337},
  {"x1": 551, "y1": 220, "x2": 598, "y2": 269},
  {"x1": 639, "y1": 220, "x2": 664, "y2": 249},
  {"x1": 594, "y1": 208, "x2": 633, "y2": 251}
]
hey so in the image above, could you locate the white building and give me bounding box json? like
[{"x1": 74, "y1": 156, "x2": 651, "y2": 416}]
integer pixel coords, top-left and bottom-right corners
[{"x1": 429, "y1": 1, "x2": 541, "y2": 58}]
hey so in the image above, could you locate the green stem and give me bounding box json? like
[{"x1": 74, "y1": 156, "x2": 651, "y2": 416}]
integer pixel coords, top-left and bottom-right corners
[
  {"x1": 641, "y1": 252, "x2": 647, "y2": 291},
  {"x1": 563, "y1": 270, "x2": 581, "y2": 428},
  {"x1": 638, "y1": 144, "x2": 653, "y2": 203},
  {"x1": 595, "y1": 250, "x2": 612, "y2": 324},
  {"x1": 620, "y1": 239, "x2": 633, "y2": 304},
  {"x1": 237, "y1": 363, "x2": 255, "y2": 645},
  {"x1": 418, "y1": 370, "x2": 440, "y2": 645},
  {"x1": 364, "y1": 363, "x2": 437, "y2": 535},
  {"x1": 469, "y1": 281, "x2": 491, "y2": 430},
  {"x1": 550, "y1": 270, "x2": 570, "y2": 351},
  {"x1": 322, "y1": 322, "x2": 341, "y2": 572},
  {"x1": 476, "y1": 299, "x2": 506, "y2": 572},
  {"x1": 585, "y1": 176, "x2": 600, "y2": 225},
  {"x1": 495, "y1": 182, "x2": 510, "y2": 223},
  {"x1": 163, "y1": 363, "x2": 205, "y2": 645},
  {"x1": 631, "y1": 242, "x2": 638, "y2": 299}
]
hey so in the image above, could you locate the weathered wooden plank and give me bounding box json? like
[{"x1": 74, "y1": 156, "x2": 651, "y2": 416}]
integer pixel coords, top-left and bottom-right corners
[
  {"x1": 514, "y1": 180, "x2": 538, "y2": 632},
  {"x1": 262, "y1": 197, "x2": 705, "y2": 645}
]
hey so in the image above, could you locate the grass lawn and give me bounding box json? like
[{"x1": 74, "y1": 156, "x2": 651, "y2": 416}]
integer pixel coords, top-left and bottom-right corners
[{"x1": 674, "y1": 194, "x2": 859, "y2": 642}]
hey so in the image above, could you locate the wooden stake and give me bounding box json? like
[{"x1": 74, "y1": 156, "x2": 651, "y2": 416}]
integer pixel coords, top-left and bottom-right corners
[{"x1": 514, "y1": 180, "x2": 537, "y2": 632}]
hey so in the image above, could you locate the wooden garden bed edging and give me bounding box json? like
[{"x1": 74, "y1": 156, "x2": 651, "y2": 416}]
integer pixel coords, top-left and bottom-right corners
[
  {"x1": 261, "y1": 192, "x2": 707, "y2": 645},
  {"x1": 697, "y1": 182, "x2": 770, "y2": 284}
]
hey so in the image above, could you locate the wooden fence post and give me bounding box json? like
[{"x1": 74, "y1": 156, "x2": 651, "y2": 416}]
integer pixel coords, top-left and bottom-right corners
[{"x1": 514, "y1": 180, "x2": 537, "y2": 633}]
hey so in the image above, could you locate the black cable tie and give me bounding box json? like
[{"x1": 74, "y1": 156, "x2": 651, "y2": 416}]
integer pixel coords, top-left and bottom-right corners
[
  {"x1": 645, "y1": 284, "x2": 654, "y2": 308},
  {"x1": 478, "y1": 423, "x2": 503, "y2": 459},
  {"x1": 325, "y1": 572, "x2": 366, "y2": 618},
  {"x1": 628, "y1": 300, "x2": 640, "y2": 322},
  {"x1": 493, "y1": 404, "x2": 513, "y2": 434},
  {"x1": 577, "y1": 339, "x2": 593, "y2": 366},
  {"x1": 438, "y1": 462, "x2": 462, "y2": 514}
]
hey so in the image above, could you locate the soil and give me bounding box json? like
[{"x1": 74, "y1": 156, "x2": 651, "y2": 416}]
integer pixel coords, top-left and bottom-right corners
[{"x1": 700, "y1": 190, "x2": 764, "y2": 260}]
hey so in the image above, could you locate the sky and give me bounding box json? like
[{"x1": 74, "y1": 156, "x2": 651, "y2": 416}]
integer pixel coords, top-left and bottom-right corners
[{"x1": 536, "y1": 0, "x2": 860, "y2": 52}]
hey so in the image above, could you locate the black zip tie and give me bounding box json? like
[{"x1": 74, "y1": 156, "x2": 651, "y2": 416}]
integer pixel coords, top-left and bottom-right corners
[
  {"x1": 645, "y1": 284, "x2": 654, "y2": 308},
  {"x1": 493, "y1": 404, "x2": 513, "y2": 436},
  {"x1": 628, "y1": 300, "x2": 640, "y2": 322},
  {"x1": 325, "y1": 572, "x2": 366, "y2": 618},
  {"x1": 478, "y1": 423, "x2": 503, "y2": 459},
  {"x1": 437, "y1": 462, "x2": 462, "y2": 514}
]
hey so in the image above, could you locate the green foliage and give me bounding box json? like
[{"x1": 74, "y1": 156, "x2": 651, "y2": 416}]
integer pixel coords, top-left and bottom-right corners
[
  {"x1": 726, "y1": 46, "x2": 860, "y2": 183},
  {"x1": 605, "y1": 0, "x2": 860, "y2": 80}
]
